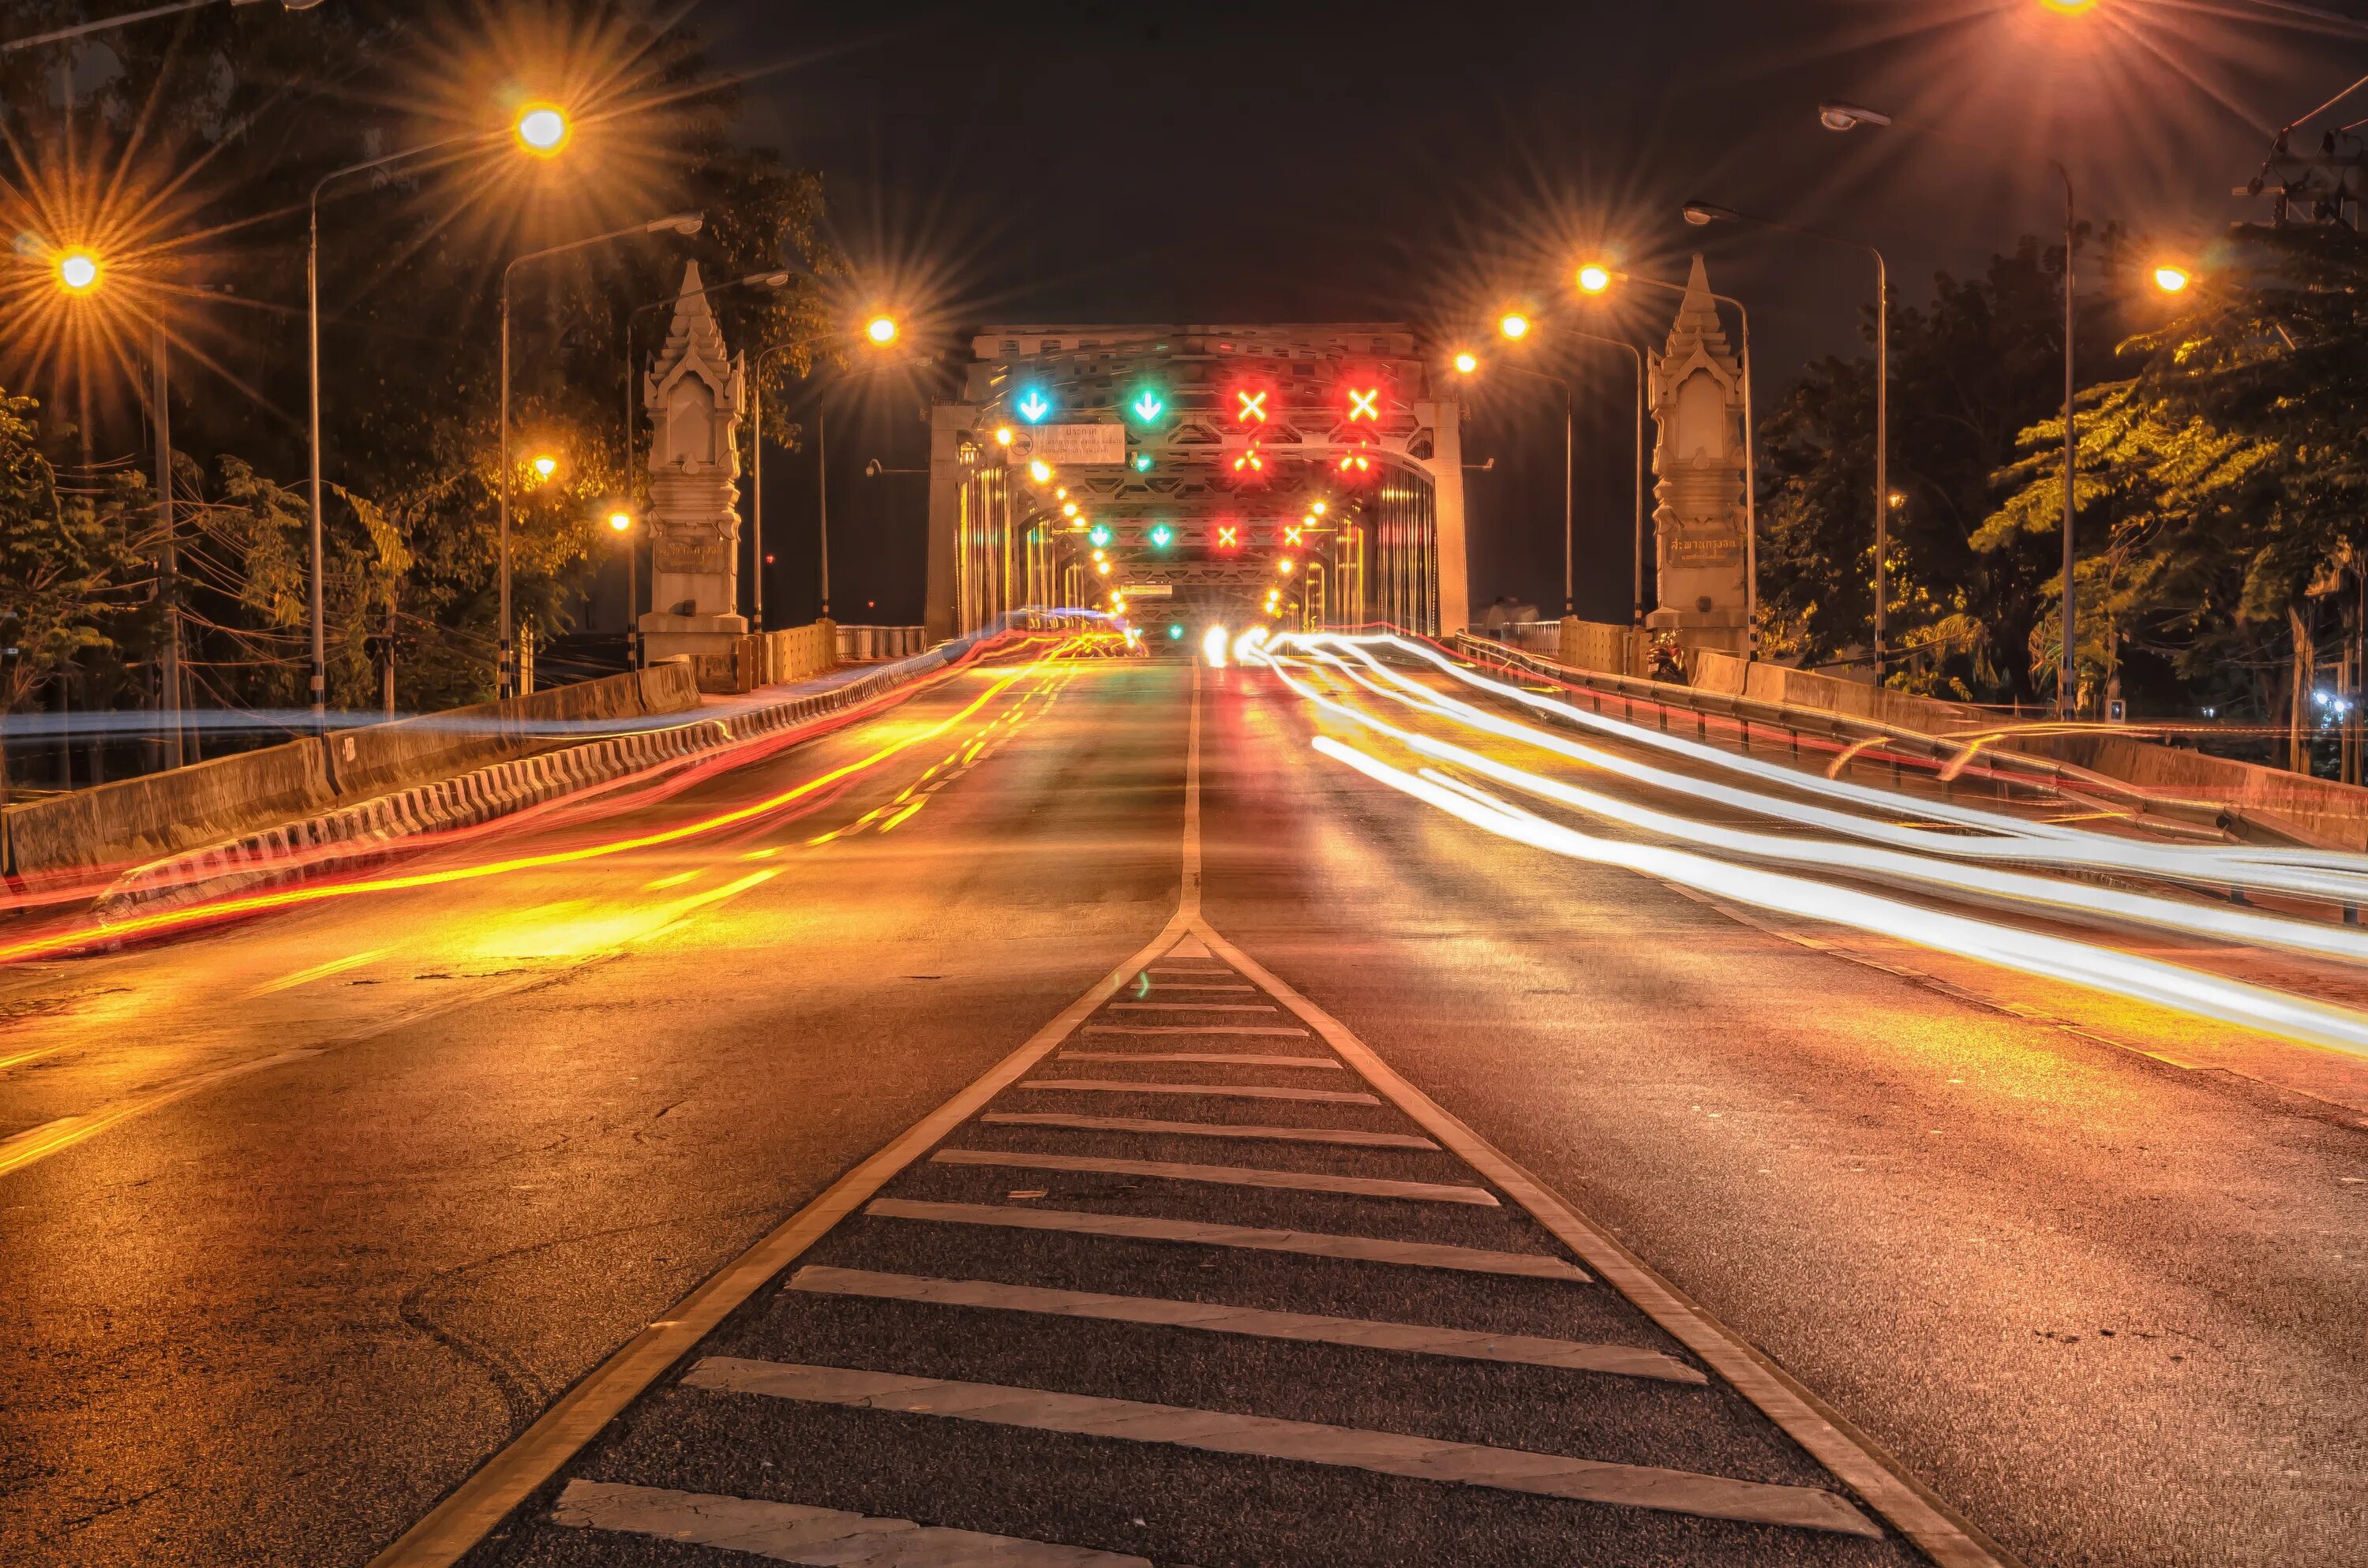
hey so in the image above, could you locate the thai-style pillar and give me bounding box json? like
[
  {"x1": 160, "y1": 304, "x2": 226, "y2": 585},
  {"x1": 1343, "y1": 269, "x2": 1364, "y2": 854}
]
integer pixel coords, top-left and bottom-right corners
[
  {"x1": 639, "y1": 262, "x2": 750, "y2": 662},
  {"x1": 1647, "y1": 256, "x2": 1750, "y2": 653}
]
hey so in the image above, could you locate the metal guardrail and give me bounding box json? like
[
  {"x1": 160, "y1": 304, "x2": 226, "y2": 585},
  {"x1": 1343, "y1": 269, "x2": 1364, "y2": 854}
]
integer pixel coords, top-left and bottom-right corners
[{"x1": 1444, "y1": 634, "x2": 2318, "y2": 850}]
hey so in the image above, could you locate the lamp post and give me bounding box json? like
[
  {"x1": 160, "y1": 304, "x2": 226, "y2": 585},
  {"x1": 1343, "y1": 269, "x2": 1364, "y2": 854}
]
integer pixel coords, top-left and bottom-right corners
[
  {"x1": 1682, "y1": 200, "x2": 1890, "y2": 679},
  {"x1": 1579, "y1": 264, "x2": 1755, "y2": 642},
  {"x1": 606, "y1": 509, "x2": 637, "y2": 665},
  {"x1": 1815, "y1": 103, "x2": 2078, "y2": 714},
  {"x1": 751, "y1": 317, "x2": 906, "y2": 628},
  {"x1": 308, "y1": 107, "x2": 569, "y2": 721},
  {"x1": 498, "y1": 211, "x2": 703, "y2": 697}
]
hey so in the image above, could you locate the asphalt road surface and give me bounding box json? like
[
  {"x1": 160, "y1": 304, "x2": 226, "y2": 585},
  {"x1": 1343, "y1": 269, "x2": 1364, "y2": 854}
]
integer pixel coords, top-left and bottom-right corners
[{"x1": 0, "y1": 649, "x2": 2361, "y2": 1567}]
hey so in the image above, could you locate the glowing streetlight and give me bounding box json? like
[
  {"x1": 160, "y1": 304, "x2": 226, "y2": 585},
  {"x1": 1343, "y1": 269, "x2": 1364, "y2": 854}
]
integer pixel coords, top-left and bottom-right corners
[
  {"x1": 1499, "y1": 312, "x2": 1531, "y2": 340},
  {"x1": 1277, "y1": 557, "x2": 1296, "y2": 574},
  {"x1": 2153, "y1": 264, "x2": 2193, "y2": 293},
  {"x1": 995, "y1": 426, "x2": 1014, "y2": 446},
  {"x1": 1029, "y1": 460, "x2": 1054, "y2": 484},
  {"x1": 866, "y1": 315, "x2": 899, "y2": 345},
  {"x1": 607, "y1": 510, "x2": 632, "y2": 532},
  {"x1": 1310, "y1": 500, "x2": 1327, "y2": 516},
  {"x1": 1452, "y1": 351, "x2": 1478, "y2": 374},
  {"x1": 1575, "y1": 264, "x2": 1611, "y2": 294},
  {"x1": 56, "y1": 249, "x2": 99, "y2": 294},
  {"x1": 531, "y1": 455, "x2": 558, "y2": 481},
  {"x1": 515, "y1": 104, "x2": 571, "y2": 156}
]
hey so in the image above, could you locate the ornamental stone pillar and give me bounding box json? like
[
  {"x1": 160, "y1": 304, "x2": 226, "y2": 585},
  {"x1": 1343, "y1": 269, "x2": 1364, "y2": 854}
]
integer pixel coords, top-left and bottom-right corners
[
  {"x1": 1647, "y1": 254, "x2": 1749, "y2": 653},
  {"x1": 639, "y1": 262, "x2": 749, "y2": 661}
]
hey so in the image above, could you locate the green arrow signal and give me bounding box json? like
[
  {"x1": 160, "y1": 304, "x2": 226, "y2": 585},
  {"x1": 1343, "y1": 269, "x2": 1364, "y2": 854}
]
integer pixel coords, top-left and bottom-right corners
[{"x1": 1130, "y1": 390, "x2": 1164, "y2": 422}]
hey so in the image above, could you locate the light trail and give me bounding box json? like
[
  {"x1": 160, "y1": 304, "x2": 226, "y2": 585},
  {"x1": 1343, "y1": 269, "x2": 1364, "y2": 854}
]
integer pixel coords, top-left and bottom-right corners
[
  {"x1": 1308, "y1": 735, "x2": 2368, "y2": 1061},
  {"x1": 1256, "y1": 646, "x2": 2368, "y2": 967},
  {"x1": 0, "y1": 637, "x2": 1107, "y2": 969},
  {"x1": 1283, "y1": 633, "x2": 2368, "y2": 906}
]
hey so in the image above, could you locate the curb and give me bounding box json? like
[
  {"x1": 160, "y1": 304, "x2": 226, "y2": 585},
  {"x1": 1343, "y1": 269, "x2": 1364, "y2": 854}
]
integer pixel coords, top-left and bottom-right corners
[{"x1": 93, "y1": 651, "x2": 958, "y2": 924}]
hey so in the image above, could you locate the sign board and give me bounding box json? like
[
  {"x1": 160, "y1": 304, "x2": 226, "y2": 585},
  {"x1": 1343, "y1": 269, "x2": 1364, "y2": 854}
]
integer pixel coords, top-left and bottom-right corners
[
  {"x1": 1665, "y1": 534, "x2": 1740, "y2": 568},
  {"x1": 1008, "y1": 424, "x2": 1126, "y2": 466},
  {"x1": 1118, "y1": 583, "x2": 1174, "y2": 598}
]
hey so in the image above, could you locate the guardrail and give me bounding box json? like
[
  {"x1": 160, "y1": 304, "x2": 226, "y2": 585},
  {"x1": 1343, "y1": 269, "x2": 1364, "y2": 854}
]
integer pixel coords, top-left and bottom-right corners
[{"x1": 1447, "y1": 634, "x2": 2327, "y2": 851}]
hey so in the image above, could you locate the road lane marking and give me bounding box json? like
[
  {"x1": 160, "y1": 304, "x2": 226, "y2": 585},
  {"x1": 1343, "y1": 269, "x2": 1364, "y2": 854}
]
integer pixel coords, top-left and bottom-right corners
[
  {"x1": 368, "y1": 867, "x2": 1204, "y2": 1562},
  {"x1": 1197, "y1": 917, "x2": 2018, "y2": 1567},
  {"x1": 639, "y1": 870, "x2": 703, "y2": 892},
  {"x1": 0, "y1": 1047, "x2": 323, "y2": 1179},
  {"x1": 789, "y1": 1267, "x2": 1703, "y2": 1382},
  {"x1": 931, "y1": 1147, "x2": 1501, "y2": 1207},
  {"x1": 1018, "y1": 1079, "x2": 1378, "y2": 1105},
  {"x1": 1108, "y1": 1001, "x2": 1279, "y2": 1012},
  {"x1": 1055, "y1": 1050, "x2": 1343, "y2": 1069},
  {"x1": 553, "y1": 1480, "x2": 1146, "y2": 1566},
  {"x1": 243, "y1": 947, "x2": 390, "y2": 997},
  {"x1": 880, "y1": 797, "x2": 928, "y2": 833},
  {"x1": 980, "y1": 1112, "x2": 1437, "y2": 1150},
  {"x1": 682, "y1": 1360, "x2": 1871, "y2": 1536},
  {"x1": 1147, "y1": 983, "x2": 1257, "y2": 993},
  {"x1": 867, "y1": 1199, "x2": 1587, "y2": 1280},
  {"x1": 1083, "y1": 1024, "x2": 1309, "y2": 1037}
]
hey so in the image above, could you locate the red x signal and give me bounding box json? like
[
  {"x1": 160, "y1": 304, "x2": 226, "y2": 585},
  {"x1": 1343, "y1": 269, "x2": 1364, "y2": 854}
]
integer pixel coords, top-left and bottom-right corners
[
  {"x1": 1284, "y1": 525, "x2": 1304, "y2": 546},
  {"x1": 1347, "y1": 387, "x2": 1380, "y2": 421},
  {"x1": 1235, "y1": 390, "x2": 1268, "y2": 424},
  {"x1": 1216, "y1": 525, "x2": 1239, "y2": 548}
]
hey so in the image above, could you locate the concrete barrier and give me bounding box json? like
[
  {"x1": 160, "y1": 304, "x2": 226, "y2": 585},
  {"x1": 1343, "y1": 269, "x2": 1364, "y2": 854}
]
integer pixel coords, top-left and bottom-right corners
[
  {"x1": 836, "y1": 624, "x2": 927, "y2": 662},
  {"x1": 324, "y1": 668, "x2": 667, "y2": 801},
  {"x1": 4, "y1": 736, "x2": 335, "y2": 880}
]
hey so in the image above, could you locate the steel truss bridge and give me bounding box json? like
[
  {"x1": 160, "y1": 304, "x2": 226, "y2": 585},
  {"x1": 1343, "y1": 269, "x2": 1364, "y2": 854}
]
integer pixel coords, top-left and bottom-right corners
[{"x1": 924, "y1": 324, "x2": 1470, "y2": 642}]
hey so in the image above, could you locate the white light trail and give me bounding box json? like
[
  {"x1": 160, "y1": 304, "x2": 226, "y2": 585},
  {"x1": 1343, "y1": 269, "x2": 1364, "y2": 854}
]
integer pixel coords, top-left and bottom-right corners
[
  {"x1": 1310, "y1": 734, "x2": 2368, "y2": 1060},
  {"x1": 1280, "y1": 633, "x2": 2368, "y2": 907},
  {"x1": 1255, "y1": 646, "x2": 2368, "y2": 967}
]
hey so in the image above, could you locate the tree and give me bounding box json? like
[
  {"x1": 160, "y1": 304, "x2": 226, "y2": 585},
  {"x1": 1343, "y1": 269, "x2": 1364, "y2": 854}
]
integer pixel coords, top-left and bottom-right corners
[
  {"x1": 0, "y1": 389, "x2": 137, "y2": 797},
  {"x1": 1976, "y1": 226, "x2": 2368, "y2": 737}
]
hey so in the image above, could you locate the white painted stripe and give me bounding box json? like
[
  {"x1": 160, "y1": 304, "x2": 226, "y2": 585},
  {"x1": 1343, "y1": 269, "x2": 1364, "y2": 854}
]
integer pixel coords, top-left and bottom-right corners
[
  {"x1": 932, "y1": 1147, "x2": 1501, "y2": 1207},
  {"x1": 1019, "y1": 1079, "x2": 1378, "y2": 1105},
  {"x1": 1148, "y1": 983, "x2": 1257, "y2": 993},
  {"x1": 1056, "y1": 1050, "x2": 1342, "y2": 1070},
  {"x1": 1148, "y1": 966, "x2": 1230, "y2": 975},
  {"x1": 1083, "y1": 1024, "x2": 1310, "y2": 1037},
  {"x1": 1197, "y1": 922, "x2": 2012, "y2": 1567},
  {"x1": 866, "y1": 1199, "x2": 1588, "y2": 1280},
  {"x1": 553, "y1": 1479, "x2": 1145, "y2": 1566},
  {"x1": 790, "y1": 1267, "x2": 1703, "y2": 1383},
  {"x1": 980, "y1": 1112, "x2": 1438, "y2": 1151},
  {"x1": 1109, "y1": 1002, "x2": 1278, "y2": 1013},
  {"x1": 684, "y1": 1361, "x2": 1873, "y2": 1536}
]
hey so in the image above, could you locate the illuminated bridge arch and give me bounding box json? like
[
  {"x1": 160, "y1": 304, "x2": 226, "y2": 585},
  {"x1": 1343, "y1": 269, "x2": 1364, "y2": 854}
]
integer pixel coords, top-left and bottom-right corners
[{"x1": 924, "y1": 324, "x2": 1470, "y2": 641}]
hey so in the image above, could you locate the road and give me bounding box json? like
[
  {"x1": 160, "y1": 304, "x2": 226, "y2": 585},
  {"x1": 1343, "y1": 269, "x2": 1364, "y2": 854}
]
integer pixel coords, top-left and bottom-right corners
[{"x1": 0, "y1": 645, "x2": 2362, "y2": 1567}]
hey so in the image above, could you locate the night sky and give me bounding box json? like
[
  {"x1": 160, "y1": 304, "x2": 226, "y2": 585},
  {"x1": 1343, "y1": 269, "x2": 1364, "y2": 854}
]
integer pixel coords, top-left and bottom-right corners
[{"x1": 710, "y1": 0, "x2": 2368, "y2": 626}]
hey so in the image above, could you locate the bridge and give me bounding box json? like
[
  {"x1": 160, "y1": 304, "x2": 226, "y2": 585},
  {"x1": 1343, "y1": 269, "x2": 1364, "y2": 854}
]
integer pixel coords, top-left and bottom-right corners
[
  {"x1": 2, "y1": 282, "x2": 2360, "y2": 1568},
  {"x1": 922, "y1": 323, "x2": 1472, "y2": 642}
]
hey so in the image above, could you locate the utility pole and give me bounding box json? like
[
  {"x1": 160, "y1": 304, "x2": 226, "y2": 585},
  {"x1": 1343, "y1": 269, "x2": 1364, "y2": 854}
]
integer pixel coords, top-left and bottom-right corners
[{"x1": 152, "y1": 320, "x2": 184, "y2": 768}]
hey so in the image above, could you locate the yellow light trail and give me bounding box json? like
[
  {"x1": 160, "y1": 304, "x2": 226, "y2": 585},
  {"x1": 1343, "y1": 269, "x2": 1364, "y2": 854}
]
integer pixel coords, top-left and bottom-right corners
[{"x1": 0, "y1": 639, "x2": 1101, "y2": 968}]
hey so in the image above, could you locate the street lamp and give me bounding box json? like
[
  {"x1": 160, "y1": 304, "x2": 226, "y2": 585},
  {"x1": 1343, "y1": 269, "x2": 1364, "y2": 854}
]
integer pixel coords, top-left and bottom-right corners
[
  {"x1": 500, "y1": 211, "x2": 703, "y2": 697},
  {"x1": 514, "y1": 104, "x2": 571, "y2": 157},
  {"x1": 1684, "y1": 196, "x2": 1891, "y2": 679},
  {"x1": 55, "y1": 250, "x2": 99, "y2": 293},
  {"x1": 751, "y1": 318, "x2": 913, "y2": 627},
  {"x1": 1498, "y1": 312, "x2": 1531, "y2": 341},
  {"x1": 1576, "y1": 264, "x2": 1758, "y2": 640},
  {"x1": 308, "y1": 114, "x2": 583, "y2": 722},
  {"x1": 1814, "y1": 102, "x2": 2078, "y2": 713},
  {"x1": 1452, "y1": 350, "x2": 1479, "y2": 375},
  {"x1": 2153, "y1": 264, "x2": 2193, "y2": 293},
  {"x1": 606, "y1": 509, "x2": 638, "y2": 667}
]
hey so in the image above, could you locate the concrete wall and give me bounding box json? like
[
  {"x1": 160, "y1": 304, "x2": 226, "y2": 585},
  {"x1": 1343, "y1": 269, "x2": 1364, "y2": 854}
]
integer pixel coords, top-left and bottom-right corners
[
  {"x1": 5, "y1": 738, "x2": 335, "y2": 880},
  {"x1": 3, "y1": 650, "x2": 723, "y2": 881},
  {"x1": 688, "y1": 619, "x2": 841, "y2": 695}
]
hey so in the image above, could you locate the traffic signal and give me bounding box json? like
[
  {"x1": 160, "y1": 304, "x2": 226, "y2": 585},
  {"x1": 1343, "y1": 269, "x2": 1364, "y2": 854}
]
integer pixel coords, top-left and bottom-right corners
[
  {"x1": 1148, "y1": 523, "x2": 1174, "y2": 548},
  {"x1": 1016, "y1": 387, "x2": 1055, "y2": 423},
  {"x1": 1130, "y1": 387, "x2": 1165, "y2": 422},
  {"x1": 1131, "y1": 452, "x2": 1153, "y2": 472},
  {"x1": 1345, "y1": 385, "x2": 1381, "y2": 423},
  {"x1": 1088, "y1": 523, "x2": 1113, "y2": 548},
  {"x1": 1234, "y1": 387, "x2": 1269, "y2": 425},
  {"x1": 1214, "y1": 523, "x2": 1241, "y2": 551}
]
